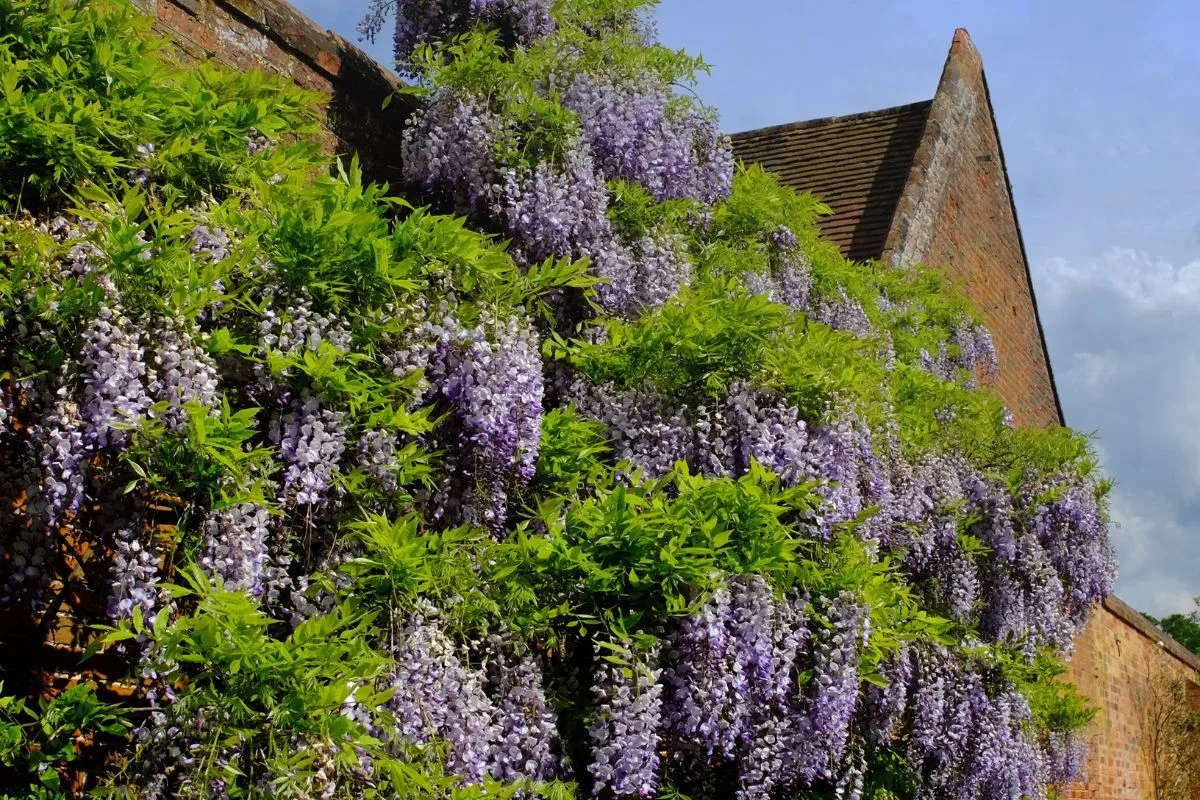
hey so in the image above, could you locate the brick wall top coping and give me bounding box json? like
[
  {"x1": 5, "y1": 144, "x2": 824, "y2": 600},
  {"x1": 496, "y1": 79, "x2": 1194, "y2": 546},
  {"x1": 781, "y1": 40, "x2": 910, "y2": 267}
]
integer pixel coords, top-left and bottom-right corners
[
  {"x1": 151, "y1": 0, "x2": 402, "y2": 93},
  {"x1": 1103, "y1": 594, "x2": 1200, "y2": 675}
]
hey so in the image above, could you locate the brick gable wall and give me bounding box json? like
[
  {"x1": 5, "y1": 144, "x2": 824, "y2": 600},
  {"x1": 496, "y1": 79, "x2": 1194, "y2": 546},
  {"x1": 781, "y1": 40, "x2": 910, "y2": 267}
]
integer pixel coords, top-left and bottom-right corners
[{"x1": 884, "y1": 29, "x2": 1063, "y2": 429}]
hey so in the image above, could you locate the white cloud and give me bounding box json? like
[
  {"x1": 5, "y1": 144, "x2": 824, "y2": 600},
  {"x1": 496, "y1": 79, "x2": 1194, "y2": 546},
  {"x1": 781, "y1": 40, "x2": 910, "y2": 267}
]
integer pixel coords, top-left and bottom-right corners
[
  {"x1": 1036, "y1": 248, "x2": 1200, "y2": 618},
  {"x1": 1042, "y1": 248, "x2": 1200, "y2": 313},
  {"x1": 1062, "y1": 351, "x2": 1121, "y2": 389}
]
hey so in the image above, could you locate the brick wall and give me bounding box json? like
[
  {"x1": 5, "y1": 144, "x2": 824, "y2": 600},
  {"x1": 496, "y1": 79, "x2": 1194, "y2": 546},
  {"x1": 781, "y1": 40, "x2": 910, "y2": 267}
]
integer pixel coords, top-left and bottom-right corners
[
  {"x1": 130, "y1": 0, "x2": 414, "y2": 185},
  {"x1": 1067, "y1": 598, "x2": 1200, "y2": 800},
  {"x1": 884, "y1": 30, "x2": 1063, "y2": 428}
]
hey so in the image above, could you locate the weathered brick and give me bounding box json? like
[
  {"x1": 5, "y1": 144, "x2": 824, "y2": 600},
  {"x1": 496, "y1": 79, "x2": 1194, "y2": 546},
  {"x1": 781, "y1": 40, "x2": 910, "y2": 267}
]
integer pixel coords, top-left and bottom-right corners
[
  {"x1": 884, "y1": 29, "x2": 1062, "y2": 429},
  {"x1": 156, "y1": 0, "x2": 217, "y2": 53}
]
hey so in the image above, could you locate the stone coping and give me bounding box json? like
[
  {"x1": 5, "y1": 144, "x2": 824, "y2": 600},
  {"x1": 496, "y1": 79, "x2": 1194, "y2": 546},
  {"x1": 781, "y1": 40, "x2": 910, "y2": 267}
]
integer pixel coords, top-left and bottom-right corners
[{"x1": 1103, "y1": 594, "x2": 1200, "y2": 675}]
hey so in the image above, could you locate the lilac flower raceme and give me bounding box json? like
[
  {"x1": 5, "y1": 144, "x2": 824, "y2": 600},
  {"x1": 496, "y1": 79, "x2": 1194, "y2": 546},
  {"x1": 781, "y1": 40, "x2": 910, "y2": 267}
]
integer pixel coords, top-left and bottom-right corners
[
  {"x1": 915, "y1": 318, "x2": 1000, "y2": 388},
  {"x1": 736, "y1": 592, "x2": 810, "y2": 800},
  {"x1": 862, "y1": 647, "x2": 912, "y2": 748},
  {"x1": 273, "y1": 393, "x2": 348, "y2": 506},
  {"x1": 107, "y1": 521, "x2": 160, "y2": 621},
  {"x1": 1027, "y1": 479, "x2": 1117, "y2": 629},
  {"x1": 728, "y1": 574, "x2": 777, "y2": 707},
  {"x1": 811, "y1": 289, "x2": 872, "y2": 340},
  {"x1": 802, "y1": 407, "x2": 885, "y2": 540},
  {"x1": 423, "y1": 311, "x2": 544, "y2": 529},
  {"x1": 356, "y1": 429, "x2": 401, "y2": 493},
  {"x1": 569, "y1": 381, "x2": 696, "y2": 479},
  {"x1": 189, "y1": 224, "x2": 232, "y2": 264},
  {"x1": 484, "y1": 637, "x2": 561, "y2": 781},
  {"x1": 789, "y1": 591, "x2": 867, "y2": 784},
  {"x1": 199, "y1": 502, "x2": 273, "y2": 597},
  {"x1": 564, "y1": 72, "x2": 733, "y2": 205},
  {"x1": 1044, "y1": 730, "x2": 1088, "y2": 786},
  {"x1": 747, "y1": 226, "x2": 814, "y2": 313},
  {"x1": 151, "y1": 317, "x2": 219, "y2": 432},
  {"x1": 497, "y1": 143, "x2": 613, "y2": 266},
  {"x1": 30, "y1": 389, "x2": 88, "y2": 524},
  {"x1": 79, "y1": 305, "x2": 153, "y2": 451},
  {"x1": 903, "y1": 646, "x2": 1056, "y2": 800},
  {"x1": 597, "y1": 229, "x2": 692, "y2": 316},
  {"x1": 570, "y1": 380, "x2": 814, "y2": 487},
  {"x1": 661, "y1": 586, "x2": 740, "y2": 758},
  {"x1": 387, "y1": 612, "x2": 498, "y2": 785},
  {"x1": 401, "y1": 92, "x2": 502, "y2": 219},
  {"x1": 588, "y1": 641, "x2": 663, "y2": 798},
  {"x1": 721, "y1": 383, "x2": 809, "y2": 483}
]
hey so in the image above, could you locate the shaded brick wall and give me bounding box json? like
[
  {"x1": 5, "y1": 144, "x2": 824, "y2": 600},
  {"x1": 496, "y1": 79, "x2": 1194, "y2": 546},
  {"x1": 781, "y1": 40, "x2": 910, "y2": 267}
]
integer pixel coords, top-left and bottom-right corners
[
  {"x1": 884, "y1": 30, "x2": 1062, "y2": 429},
  {"x1": 130, "y1": 0, "x2": 414, "y2": 185},
  {"x1": 1067, "y1": 599, "x2": 1200, "y2": 800}
]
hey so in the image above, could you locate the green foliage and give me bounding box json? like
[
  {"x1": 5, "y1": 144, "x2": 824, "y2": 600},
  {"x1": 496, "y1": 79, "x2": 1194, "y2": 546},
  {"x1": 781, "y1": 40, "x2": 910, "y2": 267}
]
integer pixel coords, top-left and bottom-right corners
[
  {"x1": 98, "y1": 569, "x2": 558, "y2": 800},
  {"x1": 553, "y1": 282, "x2": 793, "y2": 401},
  {"x1": 1014, "y1": 655, "x2": 1097, "y2": 735},
  {"x1": 505, "y1": 460, "x2": 820, "y2": 636},
  {"x1": 0, "y1": 0, "x2": 322, "y2": 208},
  {"x1": 0, "y1": 682, "x2": 129, "y2": 798},
  {"x1": 1145, "y1": 599, "x2": 1200, "y2": 656},
  {"x1": 339, "y1": 515, "x2": 505, "y2": 633}
]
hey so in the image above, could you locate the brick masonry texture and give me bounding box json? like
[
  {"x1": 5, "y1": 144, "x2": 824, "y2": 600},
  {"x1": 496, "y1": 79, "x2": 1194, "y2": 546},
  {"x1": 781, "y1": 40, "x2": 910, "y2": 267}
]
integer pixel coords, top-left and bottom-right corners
[
  {"x1": 105, "y1": 6, "x2": 1200, "y2": 798},
  {"x1": 883, "y1": 29, "x2": 1063, "y2": 429},
  {"x1": 1067, "y1": 599, "x2": 1200, "y2": 799}
]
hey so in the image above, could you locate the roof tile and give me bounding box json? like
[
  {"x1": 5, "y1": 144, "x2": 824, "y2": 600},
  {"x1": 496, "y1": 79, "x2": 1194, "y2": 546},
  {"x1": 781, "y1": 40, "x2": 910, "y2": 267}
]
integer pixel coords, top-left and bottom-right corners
[{"x1": 730, "y1": 100, "x2": 932, "y2": 262}]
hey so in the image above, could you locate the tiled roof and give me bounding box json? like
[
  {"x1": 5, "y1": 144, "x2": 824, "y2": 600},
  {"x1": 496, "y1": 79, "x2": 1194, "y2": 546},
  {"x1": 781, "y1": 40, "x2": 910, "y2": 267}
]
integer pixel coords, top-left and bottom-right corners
[{"x1": 730, "y1": 100, "x2": 932, "y2": 263}]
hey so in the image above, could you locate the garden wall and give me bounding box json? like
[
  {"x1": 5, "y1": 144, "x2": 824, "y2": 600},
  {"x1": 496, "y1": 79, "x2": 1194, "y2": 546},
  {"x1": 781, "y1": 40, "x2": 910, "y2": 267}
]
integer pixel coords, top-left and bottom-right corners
[
  {"x1": 132, "y1": 3, "x2": 1200, "y2": 798},
  {"x1": 128, "y1": 0, "x2": 413, "y2": 184},
  {"x1": 1067, "y1": 598, "x2": 1200, "y2": 799}
]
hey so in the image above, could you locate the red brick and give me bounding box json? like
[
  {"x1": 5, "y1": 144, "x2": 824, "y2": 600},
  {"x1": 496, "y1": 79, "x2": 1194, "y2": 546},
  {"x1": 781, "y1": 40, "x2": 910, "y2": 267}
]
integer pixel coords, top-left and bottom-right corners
[{"x1": 156, "y1": 0, "x2": 217, "y2": 54}]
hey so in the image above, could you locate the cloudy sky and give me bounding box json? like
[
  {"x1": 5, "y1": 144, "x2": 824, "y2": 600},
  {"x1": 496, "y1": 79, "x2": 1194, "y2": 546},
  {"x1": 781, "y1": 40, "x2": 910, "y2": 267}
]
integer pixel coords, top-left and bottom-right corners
[{"x1": 291, "y1": 0, "x2": 1200, "y2": 617}]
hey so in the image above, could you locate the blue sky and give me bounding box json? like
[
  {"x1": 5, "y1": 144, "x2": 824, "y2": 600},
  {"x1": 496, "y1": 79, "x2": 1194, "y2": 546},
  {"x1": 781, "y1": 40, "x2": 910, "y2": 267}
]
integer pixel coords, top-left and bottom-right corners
[{"x1": 291, "y1": 0, "x2": 1200, "y2": 617}]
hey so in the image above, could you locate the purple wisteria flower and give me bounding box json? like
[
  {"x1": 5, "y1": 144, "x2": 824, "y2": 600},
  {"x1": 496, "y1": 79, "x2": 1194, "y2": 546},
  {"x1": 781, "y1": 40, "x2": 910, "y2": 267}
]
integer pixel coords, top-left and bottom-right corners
[
  {"x1": 108, "y1": 521, "x2": 160, "y2": 621},
  {"x1": 484, "y1": 637, "x2": 561, "y2": 781},
  {"x1": 151, "y1": 317, "x2": 219, "y2": 432},
  {"x1": 564, "y1": 72, "x2": 733, "y2": 205},
  {"x1": 387, "y1": 612, "x2": 498, "y2": 785},
  {"x1": 79, "y1": 305, "x2": 153, "y2": 451},
  {"x1": 788, "y1": 591, "x2": 867, "y2": 784},
  {"x1": 274, "y1": 393, "x2": 348, "y2": 506},
  {"x1": 200, "y1": 502, "x2": 273, "y2": 597},
  {"x1": 588, "y1": 641, "x2": 663, "y2": 798}
]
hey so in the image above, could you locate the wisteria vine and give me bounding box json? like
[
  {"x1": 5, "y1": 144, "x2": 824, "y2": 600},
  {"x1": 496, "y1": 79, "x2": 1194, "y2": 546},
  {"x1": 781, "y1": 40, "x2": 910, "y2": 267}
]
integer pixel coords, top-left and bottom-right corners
[{"x1": 0, "y1": 1, "x2": 1114, "y2": 798}]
